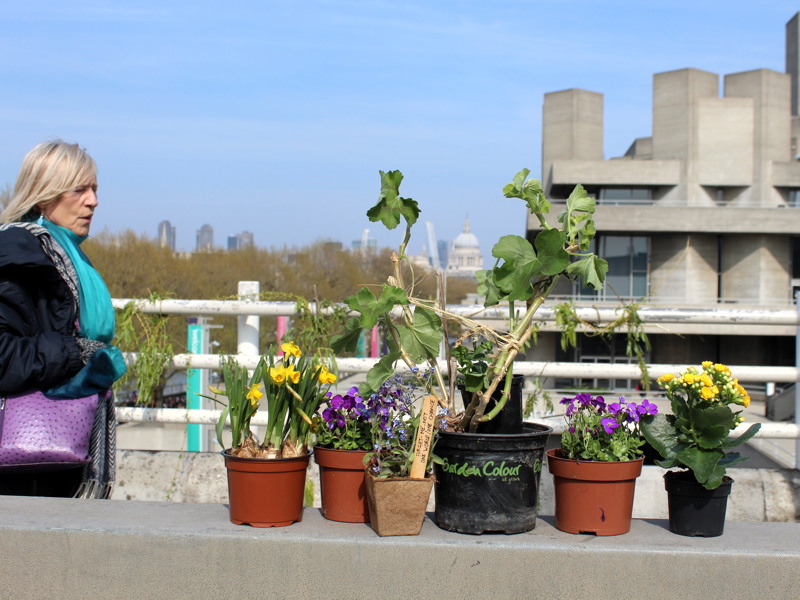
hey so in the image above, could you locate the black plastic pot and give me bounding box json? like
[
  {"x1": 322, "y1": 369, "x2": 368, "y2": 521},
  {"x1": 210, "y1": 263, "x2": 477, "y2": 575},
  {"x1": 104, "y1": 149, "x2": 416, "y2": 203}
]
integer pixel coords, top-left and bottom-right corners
[
  {"x1": 458, "y1": 374, "x2": 524, "y2": 435},
  {"x1": 664, "y1": 470, "x2": 733, "y2": 537},
  {"x1": 433, "y1": 422, "x2": 551, "y2": 534}
]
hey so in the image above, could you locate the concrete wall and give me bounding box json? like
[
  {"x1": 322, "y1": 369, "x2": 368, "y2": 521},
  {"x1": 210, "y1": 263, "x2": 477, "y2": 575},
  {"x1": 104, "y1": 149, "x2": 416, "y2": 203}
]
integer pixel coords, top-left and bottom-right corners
[{"x1": 2, "y1": 496, "x2": 800, "y2": 600}]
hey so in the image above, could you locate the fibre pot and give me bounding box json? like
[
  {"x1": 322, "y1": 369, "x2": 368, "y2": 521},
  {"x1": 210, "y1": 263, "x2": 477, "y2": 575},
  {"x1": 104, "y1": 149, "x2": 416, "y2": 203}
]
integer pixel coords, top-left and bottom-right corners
[
  {"x1": 546, "y1": 448, "x2": 644, "y2": 536},
  {"x1": 433, "y1": 422, "x2": 551, "y2": 534},
  {"x1": 314, "y1": 447, "x2": 370, "y2": 523},
  {"x1": 222, "y1": 450, "x2": 310, "y2": 527},
  {"x1": 664, "y1": 470, "x2": 733, "y2": 537},
  {"x1": 364, "y1": 472, "x2": 434, "y2": 536},
  {"x1": 458, "y1": 374, "x2": 524, "y2": 435}
]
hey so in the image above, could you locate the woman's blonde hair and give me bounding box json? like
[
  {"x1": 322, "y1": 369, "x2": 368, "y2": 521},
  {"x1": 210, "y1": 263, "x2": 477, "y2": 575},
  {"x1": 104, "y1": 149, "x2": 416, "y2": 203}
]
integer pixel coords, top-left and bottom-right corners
[{"x1": 1, "y1": 140, "x2": 97, "y2": 224}]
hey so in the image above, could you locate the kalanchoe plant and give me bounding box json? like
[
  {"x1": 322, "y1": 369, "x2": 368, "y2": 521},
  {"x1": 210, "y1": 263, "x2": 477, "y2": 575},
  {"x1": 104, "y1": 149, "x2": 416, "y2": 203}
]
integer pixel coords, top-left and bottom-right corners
[
  {"x1": 314, "y1": 386, "x2": 372, "y2": 451},
  {"x1": 640, "y1": 362, "x2": 761, "y2": 490},
  {"x1": 560, "y1": 393, "x2": 658, "y2": 462},
  {"x1": 205, "y1": 341, "x2": 338, "y2": 459},
  {"x1": 332, "y1": 168, "x2": 607, "y2": 433},
  {"x1": 365, "y1": 372, "x2": 447, "y2": 478}
]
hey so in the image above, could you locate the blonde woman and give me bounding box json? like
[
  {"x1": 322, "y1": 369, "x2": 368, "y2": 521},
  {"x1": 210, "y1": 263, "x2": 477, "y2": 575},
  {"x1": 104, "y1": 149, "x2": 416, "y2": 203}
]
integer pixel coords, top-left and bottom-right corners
[{"x1": 0, "y1": 140, "x2": 126, "y2": 498}]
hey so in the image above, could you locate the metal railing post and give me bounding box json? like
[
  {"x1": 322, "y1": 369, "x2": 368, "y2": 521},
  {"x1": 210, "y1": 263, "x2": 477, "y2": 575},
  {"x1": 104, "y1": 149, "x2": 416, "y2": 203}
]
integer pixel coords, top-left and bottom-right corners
[{"x1": 237, "y1": 281, "x2": 260, "y2": 357}]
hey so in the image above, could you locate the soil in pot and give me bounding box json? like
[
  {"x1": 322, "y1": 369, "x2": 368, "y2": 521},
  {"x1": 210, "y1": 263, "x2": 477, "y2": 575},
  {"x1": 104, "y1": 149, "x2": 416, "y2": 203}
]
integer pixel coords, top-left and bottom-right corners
[
  {"x1": 223, "y1": 451, "x2": 310, "y2": 527},
  {"x1": 434, "y1": 422, "x2": 551, "y2": 534},
  {"x1": 664, "y1": 470, "x2": 733, "y2": 537},
  {"x1": 546, "y1": 448, "x2": 644, "y2": 536},
  {"x1": 459, "y1": 374, "x2": 524, "y2": 435},
  {"x1": 314, "y1": 447, "x2": 370, "y2": 523}
]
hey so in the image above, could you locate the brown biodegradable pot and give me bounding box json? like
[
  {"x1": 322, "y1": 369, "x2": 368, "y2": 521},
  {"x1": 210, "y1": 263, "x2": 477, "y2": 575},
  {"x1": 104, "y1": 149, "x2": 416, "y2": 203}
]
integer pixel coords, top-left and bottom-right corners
[
  {"x1": 546, "y1": 448, "x2": 644, "y2": 536},
  {"x1": 364, "y1": 471, "x2": 434, "y2": 536},
  {"x1": 314, "y1": 447, "x2": 370, "y2": 523},
  {"x1": 222, "y1": 450, "x2": 310, "y2": 527}
]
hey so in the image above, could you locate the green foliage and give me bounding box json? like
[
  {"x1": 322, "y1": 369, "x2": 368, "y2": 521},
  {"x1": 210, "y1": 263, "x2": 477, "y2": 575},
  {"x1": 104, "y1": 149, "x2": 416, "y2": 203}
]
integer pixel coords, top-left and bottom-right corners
[
  {"x1": 641, "y1": 363, "x2": 761, "y2": 489},
  {"x1": 114, "y1": 295, "x2": 174, "y2": 406},
  {"x1": 451, "y1": 340, "x2": 493, "y2": 393},
  {"x1": 366, "y1": 170, "x2": 420, "y2": 230}
]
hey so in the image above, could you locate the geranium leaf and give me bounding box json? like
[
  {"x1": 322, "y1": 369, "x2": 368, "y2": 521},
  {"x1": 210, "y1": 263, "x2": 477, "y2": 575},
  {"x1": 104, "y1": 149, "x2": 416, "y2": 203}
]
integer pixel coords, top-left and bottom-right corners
[
  {"x1": 566, "y1": 255, "x2": 608, "y2": 290},
  {"x1": 361, "y1": 352, "x2": 402, "y2": 396},
  {"x1": 476, "y1": 268, "x2": 501, "y2": 307},
  {"x1": 396, "y1": 304, "x2": 443, "y2": 363},
  {"x1": 366, "y1": 170, "x2": 420, "y2": 230},
  {"x1": 345, "y1": 284, "x2": 408, "y2": 330},
  {"x1": 490, "y1": 230, "x2": 569, "y2": 301}
]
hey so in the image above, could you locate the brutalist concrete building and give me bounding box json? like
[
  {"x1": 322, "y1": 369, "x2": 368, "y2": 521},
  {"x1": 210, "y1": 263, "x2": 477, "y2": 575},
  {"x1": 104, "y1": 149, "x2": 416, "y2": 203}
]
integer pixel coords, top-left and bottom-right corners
[{"x1": 528, "y1": 14, "x2": 800, "y2": 383}]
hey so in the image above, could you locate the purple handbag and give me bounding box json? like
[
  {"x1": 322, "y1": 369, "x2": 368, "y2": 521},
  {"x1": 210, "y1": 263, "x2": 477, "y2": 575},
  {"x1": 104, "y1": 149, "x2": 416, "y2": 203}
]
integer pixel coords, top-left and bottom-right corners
[{"x1": 0, "y1": 390, "x2": 99, "y2": 471}]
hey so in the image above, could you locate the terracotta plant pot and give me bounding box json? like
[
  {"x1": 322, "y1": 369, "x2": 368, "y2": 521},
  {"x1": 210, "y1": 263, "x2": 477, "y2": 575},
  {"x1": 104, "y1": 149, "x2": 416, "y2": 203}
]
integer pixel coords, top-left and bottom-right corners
[
  {"x1": 546, "y1": 448, "x2": 644, "y2": 536},
  {"x1": 664, "y1": 470, "x2": 733, "y2": 537},
  {"x1": 364, "y1": 471, "x2": 434, "y2": 536},
  {"x1": 314, "y1": 446, "x2": 370, "y2": 523},
  {"x1": 222, "y1": 450, "x2": 310, "y2": 527}
]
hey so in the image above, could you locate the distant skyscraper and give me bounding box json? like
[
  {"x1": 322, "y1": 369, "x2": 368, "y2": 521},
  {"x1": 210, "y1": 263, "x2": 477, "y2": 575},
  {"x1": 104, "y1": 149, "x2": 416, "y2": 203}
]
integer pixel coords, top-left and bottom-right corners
[
  {"x1": 157, "y1": 220, "x2": 176, "y2": 251},
  {"x1": 196, "y1": 224, "x2": 214, "y2": 251},
  {"x1": 352, "y1": 229, "x2": 377, "y2": 252},
  {"x1": 227, "y1": 231, "x2": 255, "y2": 250}
]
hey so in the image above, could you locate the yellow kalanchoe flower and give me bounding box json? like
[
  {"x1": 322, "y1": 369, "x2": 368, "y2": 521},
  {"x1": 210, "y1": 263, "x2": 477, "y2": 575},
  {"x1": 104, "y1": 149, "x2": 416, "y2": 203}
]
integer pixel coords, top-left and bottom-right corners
[
  {"x1": 657, "y1": 373, "x2": 674, "y2": 384},
  {"x1": 700, "y1": 385, "x2": 719, "y2": 400},
  {"x1": 701, "y1": 360, "x2": 713, "y2": 368},
  {"x1": 246, "y1": 384, "x2": 263, "y2": 407},
  {"x1": 700, "y1": 374, "x2": 713, "y2": 387},
  {"x1": 281, "y1": 342, "x2": 302, "y2": 358},
  {"x1": 714, "y1": 363, "x2": 730, "y2": 373},
  {"x1": 683, "y1": 373, "x2": 699, "y2": 385}
]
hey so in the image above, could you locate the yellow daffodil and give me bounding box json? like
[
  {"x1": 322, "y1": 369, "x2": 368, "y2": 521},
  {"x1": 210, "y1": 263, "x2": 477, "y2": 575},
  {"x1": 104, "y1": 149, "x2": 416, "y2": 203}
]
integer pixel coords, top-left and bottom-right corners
[
  {"x1": 286, "y1": 365, "x2": 301, "y2": 385},
  {"x1": 318, "y1": 366, "x2": 337, "y2": 385},
  {"x1": 281, "y1": 342, "x2": 302, "y2": 358},
  {"x1": 270, "y1": 365, "x2": 287, "y2": 385},
  {"x1": 246, "y1": 384, "x2": 263, "y2": 407}
]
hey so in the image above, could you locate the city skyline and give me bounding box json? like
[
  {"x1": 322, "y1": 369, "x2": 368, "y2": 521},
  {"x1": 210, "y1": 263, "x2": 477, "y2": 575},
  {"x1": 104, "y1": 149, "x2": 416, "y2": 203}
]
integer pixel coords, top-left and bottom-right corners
[{"x1": 1, "y1": 3, "x2": 797, "y2": 255}]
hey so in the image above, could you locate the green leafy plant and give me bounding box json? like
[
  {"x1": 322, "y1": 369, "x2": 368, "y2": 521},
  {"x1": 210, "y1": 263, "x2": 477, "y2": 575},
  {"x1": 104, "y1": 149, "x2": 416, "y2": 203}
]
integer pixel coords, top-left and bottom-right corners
[
  {"x1": 641, "y1": 362, "x2": 761, "y2": 489},
  {"x1": 114, "y1": 294, "x2": 175, "y2": 406},
  {"x1": 333, "y1": 168, "x2": 608, "y2": 435}
]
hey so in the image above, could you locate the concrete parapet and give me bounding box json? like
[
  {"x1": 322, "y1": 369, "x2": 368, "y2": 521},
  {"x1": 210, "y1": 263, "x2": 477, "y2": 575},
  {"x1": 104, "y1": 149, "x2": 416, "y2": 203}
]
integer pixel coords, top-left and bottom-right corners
[
  {"x1": 0, "y1": 496, "x2": 798, "y2": 600},
  {"x1": 112, "y1": 450, "x2": 800, "y2": 522}
]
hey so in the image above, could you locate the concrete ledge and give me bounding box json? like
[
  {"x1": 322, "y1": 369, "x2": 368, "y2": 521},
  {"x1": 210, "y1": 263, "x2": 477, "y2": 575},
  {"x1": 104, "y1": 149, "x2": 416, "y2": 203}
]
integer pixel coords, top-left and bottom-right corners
[
  {"x1": 0, "y1": 496, "x2": 799, "y2": 600},
  {"x1": 113, "y1": 450, "x2": 800, "y2": 521}
]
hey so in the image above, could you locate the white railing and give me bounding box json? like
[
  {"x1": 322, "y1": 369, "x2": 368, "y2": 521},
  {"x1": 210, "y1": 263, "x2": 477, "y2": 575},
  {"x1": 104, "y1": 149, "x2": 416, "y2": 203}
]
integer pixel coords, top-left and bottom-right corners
[{"x1": 112, "y1": 285, "x2": 800, "y2": 466}]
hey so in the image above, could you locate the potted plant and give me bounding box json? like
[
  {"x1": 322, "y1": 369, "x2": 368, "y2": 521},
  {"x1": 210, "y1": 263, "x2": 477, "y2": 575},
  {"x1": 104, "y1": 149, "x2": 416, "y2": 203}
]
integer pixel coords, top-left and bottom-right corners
[
  {"x1": 640, "y1": 362, "x2": 761, "y2": 537},
  {"x1": 207, "y1": 341, "x2": 337, "y2": 527},
  {"x1": 546, "y1": 393, "x2": 658, "y2": 535},
  {"x1": 313, "y1": 385, "x2": 373, "y2": 523},
  {"x1": 333, "y1": 168, "x2": 608, "y2": 534},
  {"x1": 362, "y1": 372, "x2": 443, "y2": 537}
]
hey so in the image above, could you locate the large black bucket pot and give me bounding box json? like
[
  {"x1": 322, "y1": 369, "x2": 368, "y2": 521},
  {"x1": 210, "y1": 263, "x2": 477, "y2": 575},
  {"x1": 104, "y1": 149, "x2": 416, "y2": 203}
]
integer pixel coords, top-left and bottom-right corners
[
  {"x1": 458, "y1": 374, "x2": 524, "y2": 435},
  {"x1": 664, "y1": 470, "x2": 733, "y2": 537},
  {"x1": 433, "y1": 422, "x2": 551, "y2": 534}
]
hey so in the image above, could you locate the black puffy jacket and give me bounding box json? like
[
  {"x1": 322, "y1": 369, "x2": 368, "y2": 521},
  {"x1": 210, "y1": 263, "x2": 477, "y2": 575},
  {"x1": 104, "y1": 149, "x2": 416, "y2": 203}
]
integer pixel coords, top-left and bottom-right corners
[{"x1": 0, "y1": 227, "x2": 83, "y2": 393}]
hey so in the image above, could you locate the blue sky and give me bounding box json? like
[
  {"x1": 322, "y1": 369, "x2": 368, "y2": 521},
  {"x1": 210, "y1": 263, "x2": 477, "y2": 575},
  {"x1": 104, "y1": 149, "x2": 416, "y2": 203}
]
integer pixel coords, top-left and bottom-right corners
[{"x1": 1, "y1": 1, "x2": 798, "y2": 255}]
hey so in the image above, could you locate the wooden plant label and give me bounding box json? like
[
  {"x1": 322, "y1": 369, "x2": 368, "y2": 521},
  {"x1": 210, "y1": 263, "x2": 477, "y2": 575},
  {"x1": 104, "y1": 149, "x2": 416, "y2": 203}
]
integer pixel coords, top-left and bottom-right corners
[{"x1": 410, "y1": 394, "x2": 438, "y2": 479}]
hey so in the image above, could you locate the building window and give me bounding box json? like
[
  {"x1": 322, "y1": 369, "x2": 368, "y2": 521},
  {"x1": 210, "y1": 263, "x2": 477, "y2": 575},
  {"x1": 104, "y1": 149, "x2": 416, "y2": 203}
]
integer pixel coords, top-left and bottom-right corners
[
  {"x1": 574, "y1": 235, "x2": 649, "y2": 301},
  {"x1": 597, "y1": 188, "x2": 653, "y2": 205},
  {"x1": 788, "y1": 190, "x2": 800, "y2": 207}
]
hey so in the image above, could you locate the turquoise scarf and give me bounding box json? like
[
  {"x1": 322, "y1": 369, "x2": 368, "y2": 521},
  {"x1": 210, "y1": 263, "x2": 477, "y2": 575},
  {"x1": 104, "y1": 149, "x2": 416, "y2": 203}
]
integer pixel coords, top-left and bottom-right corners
[{"x1": 41, "y1": 219, "x2": 127, "y2": 398}]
